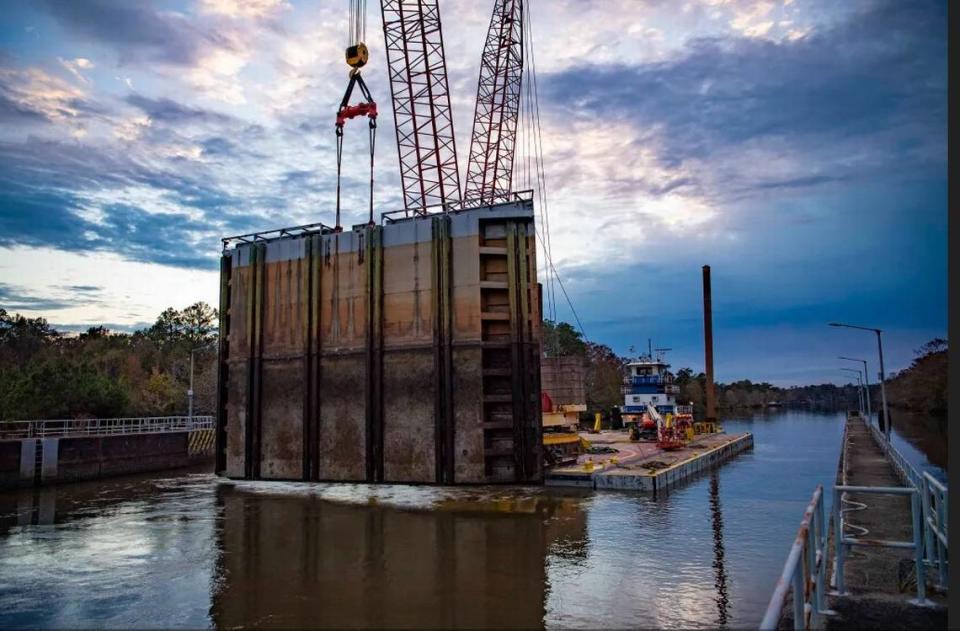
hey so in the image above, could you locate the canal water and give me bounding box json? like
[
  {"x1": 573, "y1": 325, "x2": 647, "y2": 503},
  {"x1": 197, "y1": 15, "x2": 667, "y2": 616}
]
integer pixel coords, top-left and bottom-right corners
[{"x1": 0, "y1": 410, "x2": 943, "y2": 629}]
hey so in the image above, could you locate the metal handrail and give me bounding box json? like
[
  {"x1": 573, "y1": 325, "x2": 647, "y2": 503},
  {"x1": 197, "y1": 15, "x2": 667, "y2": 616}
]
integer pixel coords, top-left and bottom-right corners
[
  {"x1": 381, "y1": 189, "x2": 535, "y2": 224},
  {"x1": 860, "y1": 415, "x2": 948, "y2": 587},
  {"x1": 921, "y1": 471, "x2": 949, "y2": 589},
  {"x1": 833, "y1": 483, "x2": 929, "y2": 605},
  {"x1": 0, "y1": 416, "x2": 214, "y2": 439},
  {"x1": 761, "y1": 485, "x2": 831, "y2": 630}
]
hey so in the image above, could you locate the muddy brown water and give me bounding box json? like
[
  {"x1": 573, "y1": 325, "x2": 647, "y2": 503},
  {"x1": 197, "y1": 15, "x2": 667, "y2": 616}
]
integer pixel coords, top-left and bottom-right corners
[{"x1": 0, "y1": 410, "x2": 944, "y2": 629}]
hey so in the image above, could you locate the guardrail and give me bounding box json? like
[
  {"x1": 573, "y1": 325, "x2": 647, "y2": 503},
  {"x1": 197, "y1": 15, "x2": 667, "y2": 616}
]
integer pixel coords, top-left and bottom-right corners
[
  {"x1": 921, "y1": 471, "x2": 949, "y2": 589},
  {"x1": 760, "y1": 485, "x2": 832, "y2": 630},
  {"x1": 861, "y1": 416, "x2": 948, "y2": 588},
  {"x1": 864, "y1": 416, "x2": 923, "y2": 489},
  {"x1": 0, "y1": 416, "x2": 215, "y2": 439},
  {"x1": 833, "y1": 483, "x2": 929, "y2": 604}
]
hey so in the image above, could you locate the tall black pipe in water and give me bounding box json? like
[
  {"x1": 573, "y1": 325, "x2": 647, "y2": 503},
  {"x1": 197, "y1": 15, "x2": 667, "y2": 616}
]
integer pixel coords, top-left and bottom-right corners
[{"x1": 703, "y1": 265, "x2": 717, "y2": 422}]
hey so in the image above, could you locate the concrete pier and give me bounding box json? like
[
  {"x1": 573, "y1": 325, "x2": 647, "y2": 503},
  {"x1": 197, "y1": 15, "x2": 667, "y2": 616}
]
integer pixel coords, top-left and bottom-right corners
[
  {"x1": 819, "y1": 418, "x2": 946, "y2": 629},
  {"x1": 545, "y1": 431, "x2": 753, "y2": 492}
]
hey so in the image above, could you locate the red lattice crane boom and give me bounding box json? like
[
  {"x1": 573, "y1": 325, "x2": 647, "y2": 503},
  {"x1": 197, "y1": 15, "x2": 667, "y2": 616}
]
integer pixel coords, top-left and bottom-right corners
[
  {"x1": 380, "y1": 0, "x2": 462, "y2": 212},
  {"x1": 463, "y1": 0, "x2": 524, "y2": 207}
]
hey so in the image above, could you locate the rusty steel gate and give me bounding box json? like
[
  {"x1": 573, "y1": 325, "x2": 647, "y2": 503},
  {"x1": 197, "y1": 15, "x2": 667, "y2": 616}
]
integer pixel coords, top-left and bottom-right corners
[{"x1": 215, "y1": 197, "x2": 542, "y2": 484}]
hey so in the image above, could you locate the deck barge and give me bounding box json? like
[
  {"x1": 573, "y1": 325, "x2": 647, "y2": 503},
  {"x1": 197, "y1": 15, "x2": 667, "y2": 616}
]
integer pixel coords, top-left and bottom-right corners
[{"x1": 545, "y1": 430, "x2": 753, "y2": 492}]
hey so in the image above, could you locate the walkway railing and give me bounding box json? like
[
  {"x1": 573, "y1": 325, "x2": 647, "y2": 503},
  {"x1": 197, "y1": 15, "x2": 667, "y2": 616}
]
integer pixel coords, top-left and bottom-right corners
[
  {"x1": 921, "y1": 471, "x2": 949, "y2": 589},
  {"x1": 862, "y1": 416, "x2": 948, "y2": 587},
  {"x1": 833, "y1": 483, "x2": 928, "y2": 604},
  {"x1": 760, "y1": 485, "x2": 831, "y2": 630},
  {"x1": 0, "y1": 416, "x2": 214, "y2": 439}
]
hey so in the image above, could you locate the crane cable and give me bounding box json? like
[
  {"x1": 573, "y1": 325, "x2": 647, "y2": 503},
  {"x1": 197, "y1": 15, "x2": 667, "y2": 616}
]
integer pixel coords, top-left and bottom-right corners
[
  {"x1": 519, "y1": 1, "x2": 586, "y2": 346},
  {"x1": 336, "y1": 0, "x2": 377, "y2": 230}
]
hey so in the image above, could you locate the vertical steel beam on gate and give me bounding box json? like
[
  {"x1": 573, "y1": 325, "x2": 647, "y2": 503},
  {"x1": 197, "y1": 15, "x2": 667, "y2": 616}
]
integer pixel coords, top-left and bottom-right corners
[
  {"x1": 215, "y1": 254, "x2": 231, "y2": 475},
  {"x1": 432, "y1": 216, "x2": 455, "y2": 483},
  {"x1": 365, "y1": 226, "x2": 385, "y2": 482},
  {"x1": 245, "y1": 243, "x2": 266, "y2": 479}
]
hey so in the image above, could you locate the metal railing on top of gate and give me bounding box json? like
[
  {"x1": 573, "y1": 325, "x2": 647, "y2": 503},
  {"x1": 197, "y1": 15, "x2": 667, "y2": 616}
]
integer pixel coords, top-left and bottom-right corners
[
  {"x1": 0, "y1": 416, "x2": 214, "y2": 439},
  {"x1": 760, "y1": 485, "x2": 832, "y2": 630}
]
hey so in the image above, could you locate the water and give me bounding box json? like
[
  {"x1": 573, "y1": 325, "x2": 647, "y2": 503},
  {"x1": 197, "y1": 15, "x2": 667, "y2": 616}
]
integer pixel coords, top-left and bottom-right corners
[{"x1": 0, "y1": 410, "x2": 931, "y2": 629}]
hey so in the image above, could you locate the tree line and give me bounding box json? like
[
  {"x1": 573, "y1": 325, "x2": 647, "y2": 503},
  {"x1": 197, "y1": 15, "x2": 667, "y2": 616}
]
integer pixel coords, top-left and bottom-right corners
[
  {"x1": 1, "y1": 309, "x2": 944, "y2": 421},
  {"x1": 0, "y1": 304, "x2": 218, "y2": 420},
  {"x1": 542, "y1": 320, "x2": 947, "y2": 418}
]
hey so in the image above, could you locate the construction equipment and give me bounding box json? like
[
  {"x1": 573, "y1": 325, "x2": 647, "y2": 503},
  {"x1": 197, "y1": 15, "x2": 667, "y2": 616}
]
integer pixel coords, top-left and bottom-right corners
[
  {"x1": 463, "y1": 0, "x2": 524, "y2": 207},
  {"x1": 647, "y1": 403, "x2": 685, "y2": 451},
  {"x1": 335, "y1": 0, "x2": 378, "y2": 229},
  {"x1": 541, "y1": 391, "x2": 584, "y2": 466}
]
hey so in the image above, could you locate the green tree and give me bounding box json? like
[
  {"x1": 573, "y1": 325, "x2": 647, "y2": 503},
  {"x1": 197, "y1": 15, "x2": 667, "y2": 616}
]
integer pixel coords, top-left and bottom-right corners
[{"x1": 541, "y1": 320, "x2": 586, "y2": 357}]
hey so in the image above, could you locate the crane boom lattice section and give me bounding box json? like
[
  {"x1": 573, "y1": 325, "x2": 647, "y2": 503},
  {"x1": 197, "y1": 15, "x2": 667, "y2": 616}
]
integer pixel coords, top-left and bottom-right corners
[
  {"x1": 463, "y1": 0, "x2": 523, "y2": 207},
  {"x1": 381, "y1": 0, "x2": 461, "y2": 211}
]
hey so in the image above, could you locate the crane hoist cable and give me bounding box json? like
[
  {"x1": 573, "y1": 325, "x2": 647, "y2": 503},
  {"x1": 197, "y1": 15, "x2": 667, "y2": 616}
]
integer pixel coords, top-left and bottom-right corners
[{"x1": 335, "y1": 0, "x2": 377, "y2": 230}]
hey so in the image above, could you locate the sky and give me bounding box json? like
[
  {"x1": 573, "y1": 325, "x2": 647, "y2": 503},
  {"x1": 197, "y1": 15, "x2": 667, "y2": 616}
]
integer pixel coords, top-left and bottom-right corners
[{"x1": 0, "y1": 0, "x2": 947, "y2": 386}]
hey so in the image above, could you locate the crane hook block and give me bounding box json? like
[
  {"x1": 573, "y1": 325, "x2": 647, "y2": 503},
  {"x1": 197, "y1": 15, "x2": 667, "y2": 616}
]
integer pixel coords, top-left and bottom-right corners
[{"x1": 345, "y1": 43, "x2": 369, "y2": 69}]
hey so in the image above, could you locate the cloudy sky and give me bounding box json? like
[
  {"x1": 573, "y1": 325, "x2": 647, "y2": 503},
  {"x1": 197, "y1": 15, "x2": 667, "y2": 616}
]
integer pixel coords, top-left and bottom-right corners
[{"x1": 0, "y1": 0, "x2": 947, "y2": 385}]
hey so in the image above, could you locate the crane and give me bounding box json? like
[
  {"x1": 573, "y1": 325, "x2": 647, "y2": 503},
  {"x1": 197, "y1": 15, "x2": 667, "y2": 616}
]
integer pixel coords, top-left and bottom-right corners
[
  {"x1": 335, "y1": 0, "x2": 379, "y2": 229},
  {"x1": 333, "y1": 0, "x2": 530, "y2": 218},
  {"x1": 463, "y1": 0, "x2": 524, "y2": 207}
]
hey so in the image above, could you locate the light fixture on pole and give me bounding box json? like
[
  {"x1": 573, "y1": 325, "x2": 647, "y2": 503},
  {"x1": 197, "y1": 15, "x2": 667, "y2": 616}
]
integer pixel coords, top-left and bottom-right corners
[
  {"x1": 839, "y1": 356, "x2": 872, "y2": 426},
  {"x1": 829, "y1": 323, "x2": 890, "y2": 440},
  {"x1": 840, "y1": 367, "x2": 865, "y2": 415}
]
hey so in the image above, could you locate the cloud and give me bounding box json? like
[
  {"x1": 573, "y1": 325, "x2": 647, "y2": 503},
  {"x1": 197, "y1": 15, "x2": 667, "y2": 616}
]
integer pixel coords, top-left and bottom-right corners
[
  {"x1": 0, "y1": 282, "x2": 101, "y2": 310},
  {"x1": 39, "y1": 0, "x2": 223, "y2": 67},
  {"x1": 199, "y1": 0, "x2": 291, "y2": 20},
  {"x1": 124, "y1": 94, "x2": 234, "y2": 124},
  {"x1": 0, "y1": 66, "x2": 90, "y2": 126},
  {"x1": 541, "y1": 4, "x2": 944, "y2": 202},
  {"x1": 57, "y1": 57, "x2": 94, "y2": 84}
]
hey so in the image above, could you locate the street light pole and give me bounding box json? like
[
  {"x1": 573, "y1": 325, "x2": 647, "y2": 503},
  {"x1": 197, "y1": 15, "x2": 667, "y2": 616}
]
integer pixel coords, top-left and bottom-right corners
[
  {"x1": 188, "y1": 349, "x2": 195, "y2": 421},
  {"x1": 839, "y1": 356, "x2": 872, "y2": 426},
  {"x1": 840, "y1": 368, "x2": 864, "y2": 415},
  {"x1": 830, "y1": 323, "x2": 891, "y2": 440},
  {"x1": 876, "y1": 330, "x2": 890, "y2": 440}
]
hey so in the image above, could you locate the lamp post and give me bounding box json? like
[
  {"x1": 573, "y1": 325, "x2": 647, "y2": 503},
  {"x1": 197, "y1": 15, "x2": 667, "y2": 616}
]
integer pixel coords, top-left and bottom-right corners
[
  {"x1": 829, "y1": 323, "x2": 890, "y2": 440},
  {"x1": 840, "y1": 368, "x2": 864, "y2": 415},
  {"x1": 839, "y1": 356, "x2": 872, "y2": 426},
  {"x1": 188, "y1": 344, "x2": 214, "y2": 421}
]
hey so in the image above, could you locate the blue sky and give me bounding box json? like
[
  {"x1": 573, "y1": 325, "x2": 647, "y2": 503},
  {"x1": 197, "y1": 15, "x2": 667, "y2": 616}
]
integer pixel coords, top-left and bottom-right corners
[{"x1": 0, "y1": 0, "x2": 947, "y2": 385}]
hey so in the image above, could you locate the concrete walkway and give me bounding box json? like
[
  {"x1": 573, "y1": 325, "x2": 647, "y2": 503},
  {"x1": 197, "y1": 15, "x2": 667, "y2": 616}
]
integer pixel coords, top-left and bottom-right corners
[{"x1": 825, "y1": 419, "x2": 946, "y2": 629}]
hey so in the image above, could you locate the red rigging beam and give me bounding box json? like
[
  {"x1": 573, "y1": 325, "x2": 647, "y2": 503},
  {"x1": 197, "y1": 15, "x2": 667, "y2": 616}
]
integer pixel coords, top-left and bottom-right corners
[
  {"x1": 380, "y1": 0, "x2": 462, "y2": 211},
  {"x1": 463, "y1": 0, "x2": 524, "y2": 207}
]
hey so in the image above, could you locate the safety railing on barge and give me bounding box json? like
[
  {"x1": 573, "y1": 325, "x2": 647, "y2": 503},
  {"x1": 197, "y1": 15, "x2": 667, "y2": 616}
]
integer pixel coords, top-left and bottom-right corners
[{"x1": 0, "y1": 416, "x2": 215, "y2": 439}]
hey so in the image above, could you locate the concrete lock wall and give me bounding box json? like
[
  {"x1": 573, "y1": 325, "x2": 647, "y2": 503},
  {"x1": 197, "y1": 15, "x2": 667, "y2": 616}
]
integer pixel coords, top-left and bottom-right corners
[
  {"x1": 0, "y1": 431, "x2": 216, "y2": 490},
  {"x1": 216, "y1": 200, "x2": 543, "y2": 484},
  {"x1": 540, "y1": 356, "x2": 586, "y2": 406}
]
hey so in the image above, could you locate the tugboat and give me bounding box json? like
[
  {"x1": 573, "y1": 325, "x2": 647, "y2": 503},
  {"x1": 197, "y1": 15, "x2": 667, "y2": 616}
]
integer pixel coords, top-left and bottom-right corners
[{"x1": 621, "y1": 345, "x2": 694, "y2": 442}]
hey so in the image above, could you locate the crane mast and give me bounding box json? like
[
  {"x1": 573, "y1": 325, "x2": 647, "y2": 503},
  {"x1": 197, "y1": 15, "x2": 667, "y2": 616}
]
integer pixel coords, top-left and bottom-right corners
[
  {"x1": 463, "y1": 0, "x2": 524, "y2": 207},
  {"x1": 380, "y1": 0, "x2": 462, "y2": 212}
]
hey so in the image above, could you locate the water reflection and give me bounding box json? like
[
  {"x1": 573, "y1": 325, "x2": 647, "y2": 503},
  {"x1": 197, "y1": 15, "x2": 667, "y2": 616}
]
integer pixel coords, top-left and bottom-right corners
[
  {"x1": 709, "y1": 471, "x2": 729, "y2": 628},
  {"x1": 210, "y1": 484, "x2": 589, "y2": 629},
  {"x1": 0, "y1": 412, "x2": 863, "y2": 629}
]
